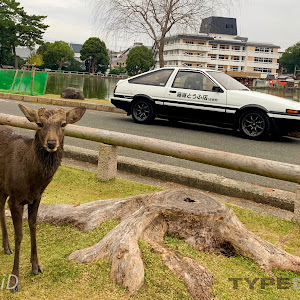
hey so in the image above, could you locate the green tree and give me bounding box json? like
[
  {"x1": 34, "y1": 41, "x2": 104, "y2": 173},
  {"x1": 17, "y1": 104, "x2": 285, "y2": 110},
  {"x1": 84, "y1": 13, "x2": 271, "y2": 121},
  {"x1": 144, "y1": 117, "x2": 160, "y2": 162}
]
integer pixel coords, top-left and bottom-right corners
[
  {"x1": 279, "y1": 42, "x2": 300, "y2": 74},
  {"x1": 65, "y1": 57, "x2": 84, "y2": 72},
  {"x1": 40, "y1": 41, "x2": 74, "y2": 70},
  {"x1": 80, "y1": 37, "x2": 109, "y2": 73},
  {"x1": 28, "y1": 53, "x2": 43, "y2": 66},
  {"x1": 126, "y1": 46, "x2": 155, "y2": 76},
  {"x1": 0, "y1": 0, "x2": 48, "y2": 68}
]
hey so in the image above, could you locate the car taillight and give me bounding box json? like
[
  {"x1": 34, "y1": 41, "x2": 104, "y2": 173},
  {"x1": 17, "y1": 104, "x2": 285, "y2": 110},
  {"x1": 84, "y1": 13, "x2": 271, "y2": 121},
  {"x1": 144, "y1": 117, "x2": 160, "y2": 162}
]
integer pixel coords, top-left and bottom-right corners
[{"x1": 113, "y1": 86, "x2": 117, "y2": 95}]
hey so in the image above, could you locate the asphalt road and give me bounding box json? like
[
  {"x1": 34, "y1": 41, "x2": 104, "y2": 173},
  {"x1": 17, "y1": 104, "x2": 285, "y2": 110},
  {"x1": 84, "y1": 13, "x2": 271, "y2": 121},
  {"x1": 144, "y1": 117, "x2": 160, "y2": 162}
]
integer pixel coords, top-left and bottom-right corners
[{"x1": 1, "y1": 98, "x2": 299, "y2": 192}]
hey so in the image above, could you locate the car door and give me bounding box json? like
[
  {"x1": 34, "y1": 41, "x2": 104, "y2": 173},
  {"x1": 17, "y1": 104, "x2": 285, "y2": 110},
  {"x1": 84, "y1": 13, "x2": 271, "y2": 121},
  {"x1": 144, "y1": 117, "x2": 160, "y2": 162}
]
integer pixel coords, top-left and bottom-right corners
[{"x1": 162, "y1": 70, "x2": 228, "y2": 123}]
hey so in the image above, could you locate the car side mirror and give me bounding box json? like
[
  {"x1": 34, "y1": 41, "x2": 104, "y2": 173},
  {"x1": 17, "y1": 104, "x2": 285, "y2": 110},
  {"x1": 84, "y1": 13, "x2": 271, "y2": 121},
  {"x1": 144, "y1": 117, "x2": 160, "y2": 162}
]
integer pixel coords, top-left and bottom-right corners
[{"x1": 212, "y1": 86, "x2": 223, "y2": 93}]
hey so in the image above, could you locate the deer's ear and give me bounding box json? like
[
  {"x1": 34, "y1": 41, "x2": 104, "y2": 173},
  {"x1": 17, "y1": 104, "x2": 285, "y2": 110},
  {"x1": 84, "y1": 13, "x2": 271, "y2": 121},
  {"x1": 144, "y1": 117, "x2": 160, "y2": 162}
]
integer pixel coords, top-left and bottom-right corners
[
  {"x1": 19, "y1": 104, "x2": 39, "y2": 123},
  {"x1": 66, "y1": 107, "x2": 86, "y2": 124}
]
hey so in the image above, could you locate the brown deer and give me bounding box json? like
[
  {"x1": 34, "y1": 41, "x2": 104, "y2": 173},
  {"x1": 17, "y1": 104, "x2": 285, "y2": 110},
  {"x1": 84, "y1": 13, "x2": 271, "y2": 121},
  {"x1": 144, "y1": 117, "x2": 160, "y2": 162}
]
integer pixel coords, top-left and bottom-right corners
[{"x1": 0, "y1": 104, "x2": 86, "y2": 292}]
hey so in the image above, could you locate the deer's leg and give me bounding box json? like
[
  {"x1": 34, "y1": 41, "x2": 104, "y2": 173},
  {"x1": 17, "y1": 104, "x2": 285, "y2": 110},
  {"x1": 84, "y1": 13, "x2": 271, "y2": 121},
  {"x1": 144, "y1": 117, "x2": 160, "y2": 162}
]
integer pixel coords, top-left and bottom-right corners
[
  {"x1": 0, "y1": 193, "x2": 12, "y2": 254},
  {"x1": 8, "y1": 198, "x2": 24, "y2": 293},
  {"x1": 28, "y1": 198, "x2": 43, "y2": 275}
]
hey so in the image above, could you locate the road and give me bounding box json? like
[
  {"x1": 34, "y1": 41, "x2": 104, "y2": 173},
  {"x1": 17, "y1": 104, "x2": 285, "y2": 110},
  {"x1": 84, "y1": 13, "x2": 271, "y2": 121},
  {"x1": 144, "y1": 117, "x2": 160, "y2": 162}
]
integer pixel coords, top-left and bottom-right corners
[{"x1": 1, "y1": 98, "x2": 299, "y2": 192}]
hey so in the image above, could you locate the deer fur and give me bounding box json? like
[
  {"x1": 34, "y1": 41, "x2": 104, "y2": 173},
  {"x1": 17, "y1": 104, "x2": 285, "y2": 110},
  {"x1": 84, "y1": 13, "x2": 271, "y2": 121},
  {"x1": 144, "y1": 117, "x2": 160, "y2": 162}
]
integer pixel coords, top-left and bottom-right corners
[{"x1": 0, "y1": 104, "x2": 86, "y2": 292}]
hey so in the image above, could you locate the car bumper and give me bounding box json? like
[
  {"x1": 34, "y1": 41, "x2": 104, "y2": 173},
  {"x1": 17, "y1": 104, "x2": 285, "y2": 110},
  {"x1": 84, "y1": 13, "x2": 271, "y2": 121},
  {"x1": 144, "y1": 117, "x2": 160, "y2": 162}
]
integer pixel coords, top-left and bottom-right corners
[
  {"x1": 111, "y1": 98, "x2": 131, "y2": 113},
  {"x1": 271, "y1": 116, "x2": 300, "y2": 134}
]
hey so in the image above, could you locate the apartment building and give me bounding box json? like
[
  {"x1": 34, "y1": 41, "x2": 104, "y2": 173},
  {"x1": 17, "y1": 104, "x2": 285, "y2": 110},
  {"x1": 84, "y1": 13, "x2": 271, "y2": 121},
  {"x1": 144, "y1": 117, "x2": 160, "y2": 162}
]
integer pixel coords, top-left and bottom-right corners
[{"x1": 159, "y1": 17, "x2": 280, "y2": 79}]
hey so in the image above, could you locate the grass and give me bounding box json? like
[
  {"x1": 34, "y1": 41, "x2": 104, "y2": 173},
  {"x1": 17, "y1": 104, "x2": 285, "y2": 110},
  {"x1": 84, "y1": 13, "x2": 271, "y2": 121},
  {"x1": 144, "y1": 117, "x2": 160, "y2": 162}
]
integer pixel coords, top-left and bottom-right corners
[
  {"x1": 0, "y1": 89, "x2": 40, "y2": 96},
  {"x1": 0, "y1": 165, "x2": 299, "y2": 299},
  {"x1": 40, "y1": 94, "x2": 112, "y2": 106}
]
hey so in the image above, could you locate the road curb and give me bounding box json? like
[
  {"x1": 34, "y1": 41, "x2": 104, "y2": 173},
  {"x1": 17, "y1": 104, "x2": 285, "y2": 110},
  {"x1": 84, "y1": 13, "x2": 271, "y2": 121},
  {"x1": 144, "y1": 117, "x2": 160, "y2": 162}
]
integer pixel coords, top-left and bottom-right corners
[
  {"x1": 0, "y1": 92, "x2": 124, "y2": 114},
  {"x1": 63, "y1": 145, "x2": 295, "y2": 212}
]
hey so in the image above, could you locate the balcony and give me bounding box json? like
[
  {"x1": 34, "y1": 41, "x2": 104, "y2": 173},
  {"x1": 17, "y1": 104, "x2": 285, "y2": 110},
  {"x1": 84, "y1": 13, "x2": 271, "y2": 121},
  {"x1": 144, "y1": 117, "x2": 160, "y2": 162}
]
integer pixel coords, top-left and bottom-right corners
[{"x1": 163, "y1": 43, "x2": 209, "y2": 52}]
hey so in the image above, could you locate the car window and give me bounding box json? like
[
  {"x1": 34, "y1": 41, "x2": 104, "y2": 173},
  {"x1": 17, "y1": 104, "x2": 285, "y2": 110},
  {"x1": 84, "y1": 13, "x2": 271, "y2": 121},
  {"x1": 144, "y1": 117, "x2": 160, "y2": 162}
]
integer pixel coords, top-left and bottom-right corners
[
  {"x1": 207, "y1": 71, "x2": 249, "y2": 90},
  {"x1": 128, "y1": 69, "x2": 174, "y2": 86},
  {"x1": 172, "y1": 71, "x2": 217, "y2": 91}
]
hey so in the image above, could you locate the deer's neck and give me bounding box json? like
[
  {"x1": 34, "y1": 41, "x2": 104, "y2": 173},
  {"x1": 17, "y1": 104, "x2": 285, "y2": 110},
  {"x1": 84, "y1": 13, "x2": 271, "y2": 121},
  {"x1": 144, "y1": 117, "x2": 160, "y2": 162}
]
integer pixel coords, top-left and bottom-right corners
[{"x1": 33, "y1": 135, "x2": 63, "y2": 177}]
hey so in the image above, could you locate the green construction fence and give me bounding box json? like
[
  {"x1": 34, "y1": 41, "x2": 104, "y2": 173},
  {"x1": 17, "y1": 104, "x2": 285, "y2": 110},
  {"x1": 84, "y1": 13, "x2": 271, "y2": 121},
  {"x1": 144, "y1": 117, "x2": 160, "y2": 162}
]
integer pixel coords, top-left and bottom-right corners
[{"x1": 0, "y1": 69, "x2": 48, "y2": 95}]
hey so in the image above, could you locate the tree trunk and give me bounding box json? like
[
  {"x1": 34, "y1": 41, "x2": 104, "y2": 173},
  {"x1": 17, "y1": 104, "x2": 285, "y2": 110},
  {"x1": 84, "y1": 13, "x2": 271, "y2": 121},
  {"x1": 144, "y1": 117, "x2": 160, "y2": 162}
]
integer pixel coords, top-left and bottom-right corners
[
  {"x1": 12, "y1": 189, "x2": 300, "y2": 299},
  {"x1": 158, "y1": 38, "x2": 165, "y2": 68},
  {"x1": 12, "y1": 45, "x2": 18, "y2": 69}
]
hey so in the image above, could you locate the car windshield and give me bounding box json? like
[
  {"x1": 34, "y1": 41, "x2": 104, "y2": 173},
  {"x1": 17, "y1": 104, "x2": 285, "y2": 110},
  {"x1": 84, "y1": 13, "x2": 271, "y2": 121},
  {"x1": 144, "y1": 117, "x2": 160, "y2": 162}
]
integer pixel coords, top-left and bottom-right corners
[{"x1": 206, "y1": 71, "x2": 249, "y2": 90}]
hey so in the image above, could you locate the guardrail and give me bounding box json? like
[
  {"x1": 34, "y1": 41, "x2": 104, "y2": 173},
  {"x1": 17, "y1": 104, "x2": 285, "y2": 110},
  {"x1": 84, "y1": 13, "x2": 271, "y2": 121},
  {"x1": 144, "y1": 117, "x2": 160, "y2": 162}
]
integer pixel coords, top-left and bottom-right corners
[
  {"x1": 0, "y1": 112, "x2": 299, "y2": 220},
  {"x1": 1, "y1": 112, "x2": 300, "y2": 183}
]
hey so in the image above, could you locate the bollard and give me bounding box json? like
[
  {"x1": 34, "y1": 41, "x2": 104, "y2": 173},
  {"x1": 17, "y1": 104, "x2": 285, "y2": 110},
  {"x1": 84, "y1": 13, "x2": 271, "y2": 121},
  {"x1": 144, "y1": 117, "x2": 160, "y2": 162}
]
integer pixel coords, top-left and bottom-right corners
[
  {"x1": 97, "y1": 143, "x2": 118, "y2": 182},
  {"x1": 295, "y1": 185, "x2": 300, "y2": 223}
]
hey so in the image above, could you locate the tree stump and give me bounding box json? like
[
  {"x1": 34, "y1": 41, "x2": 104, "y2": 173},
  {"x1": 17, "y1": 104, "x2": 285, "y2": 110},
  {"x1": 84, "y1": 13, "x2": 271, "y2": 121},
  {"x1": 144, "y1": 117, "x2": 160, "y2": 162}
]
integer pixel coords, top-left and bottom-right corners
[{"x1": 18, "y1": 189, "x2": 300, "y2": 299}]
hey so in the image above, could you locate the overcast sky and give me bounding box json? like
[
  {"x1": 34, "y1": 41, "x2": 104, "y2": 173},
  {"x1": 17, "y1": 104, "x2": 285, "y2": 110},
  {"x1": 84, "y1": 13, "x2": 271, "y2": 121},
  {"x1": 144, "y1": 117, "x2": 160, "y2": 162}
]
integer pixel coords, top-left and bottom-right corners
[{"x1": 18, "y1": 0, "x2": 299, "y2": 52}]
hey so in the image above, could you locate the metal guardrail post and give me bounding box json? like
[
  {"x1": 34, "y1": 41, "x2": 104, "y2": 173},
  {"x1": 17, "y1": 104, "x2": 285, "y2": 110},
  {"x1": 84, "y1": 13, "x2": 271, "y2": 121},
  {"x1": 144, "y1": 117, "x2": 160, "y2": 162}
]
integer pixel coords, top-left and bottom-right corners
[{"x1": 97, "y1": 143, "x2": 118, "y2": 182}]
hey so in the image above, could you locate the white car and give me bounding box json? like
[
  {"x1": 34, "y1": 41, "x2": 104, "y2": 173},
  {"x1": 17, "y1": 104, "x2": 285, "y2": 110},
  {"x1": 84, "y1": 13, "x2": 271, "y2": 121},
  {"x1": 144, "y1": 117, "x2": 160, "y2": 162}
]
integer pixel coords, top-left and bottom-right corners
[{"x1": 110, "y1": 67, "x2": 300, "y2": 139}]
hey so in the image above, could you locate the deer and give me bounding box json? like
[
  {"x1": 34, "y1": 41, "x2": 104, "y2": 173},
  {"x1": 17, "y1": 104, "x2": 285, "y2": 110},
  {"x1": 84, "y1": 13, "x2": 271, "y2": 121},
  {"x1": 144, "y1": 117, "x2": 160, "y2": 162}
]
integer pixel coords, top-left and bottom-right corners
[{"x1": 0, "y1": 104, "x2": 86, "y2": 292}]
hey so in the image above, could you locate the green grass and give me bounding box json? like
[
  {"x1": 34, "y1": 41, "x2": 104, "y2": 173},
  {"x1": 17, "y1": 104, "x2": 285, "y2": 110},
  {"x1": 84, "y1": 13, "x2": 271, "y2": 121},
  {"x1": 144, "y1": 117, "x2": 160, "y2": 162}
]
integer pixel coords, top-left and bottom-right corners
[
  {"x1": 0, "y1": 89, "x2": 40, "y2": 96},
  {"x1": 42, "y1": 165, "x2": 162, "y2": 205},
  {"x1": 0, "y1": 165, "x2": 299, "y2": 299},
  {"x1": 40, "y1": 94, "x2": 112, "y2": 105}
]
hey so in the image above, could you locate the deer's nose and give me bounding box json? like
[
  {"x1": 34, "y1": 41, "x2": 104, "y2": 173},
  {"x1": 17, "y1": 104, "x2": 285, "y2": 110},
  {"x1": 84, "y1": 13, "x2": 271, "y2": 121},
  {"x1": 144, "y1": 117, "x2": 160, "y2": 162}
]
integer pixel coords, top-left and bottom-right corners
[{"x1": 47, "y1": 140, "x2": 57, "y2": 150}]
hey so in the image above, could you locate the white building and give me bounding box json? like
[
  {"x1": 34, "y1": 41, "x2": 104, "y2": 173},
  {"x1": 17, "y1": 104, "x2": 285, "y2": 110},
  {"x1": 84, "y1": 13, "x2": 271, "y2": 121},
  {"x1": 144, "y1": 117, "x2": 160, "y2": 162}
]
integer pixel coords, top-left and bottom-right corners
[{"x1": 158, "y1": 17, "x2": 280, "y2": 79}]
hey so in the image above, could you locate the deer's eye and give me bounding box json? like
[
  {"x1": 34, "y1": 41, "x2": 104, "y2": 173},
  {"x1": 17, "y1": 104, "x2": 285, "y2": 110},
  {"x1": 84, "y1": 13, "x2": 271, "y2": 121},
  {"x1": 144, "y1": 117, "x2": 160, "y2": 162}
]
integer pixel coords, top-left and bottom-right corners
[
  {"x1": 61, "y1": 123, "x2": 67, "y2": 128},
  {"x1": 37, "y1": 123, "x2": 43, "y2": 128}
]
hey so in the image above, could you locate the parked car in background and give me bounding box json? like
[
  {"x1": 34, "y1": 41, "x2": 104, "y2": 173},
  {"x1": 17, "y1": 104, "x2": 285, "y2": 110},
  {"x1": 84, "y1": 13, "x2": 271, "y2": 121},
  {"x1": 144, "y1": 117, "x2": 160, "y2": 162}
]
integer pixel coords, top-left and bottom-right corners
[{"x1": 110, "y1": 67, "x2": 300, "y2": 140}]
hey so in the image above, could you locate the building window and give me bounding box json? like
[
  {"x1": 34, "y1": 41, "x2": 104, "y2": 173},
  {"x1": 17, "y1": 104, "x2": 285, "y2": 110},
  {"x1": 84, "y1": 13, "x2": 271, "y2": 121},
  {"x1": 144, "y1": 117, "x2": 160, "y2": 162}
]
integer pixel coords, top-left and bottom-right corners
[
  {"x1": 254, "y1": 67, "x2": 272, "y2": 73},
  {"x1": 184, "y1": 52, "x2": 193, "y2": 55},
  {"x1": 210, "y1": 54, "x2": 217, "y2": 60},
  {"x1": 197, "y1": 64, "x2": 204, "y2": 68},
  {"x1": 185, "y1": 41, "x2": 194, "y2": 44},
  {"x1": 199, "y1": 42, "x2": 205, "y2": 45},
  {"x1": 233, "y1": 56, "x2": 240, "y2": 61},
  {"x1": 218, "y1": 65, "x2": 224, "y2": 70},
  {"x1": 183, "y1": 63, "x2": 192, "y2": 67},
  {"x1": 255, "y1": 47, "x2": 274, "y2": 53},
  {"x1": 220, "y1": 44, "x2": 229, "y2": 50},
  {"x1": 208, "y1": 64, "x2": 216, "y2": 70},
  {"x1": 233, "y1": 66, "x2": 239, "y2": 71},
  {"x1": 254, "y1": 57, "x2": 273, "y2": 63},
  {"x1": 211, "y1": 44, "x2": 218, "y2": 49},
  {"x1": 234, "y1": 46, "x2": 240, "y2": 51}
]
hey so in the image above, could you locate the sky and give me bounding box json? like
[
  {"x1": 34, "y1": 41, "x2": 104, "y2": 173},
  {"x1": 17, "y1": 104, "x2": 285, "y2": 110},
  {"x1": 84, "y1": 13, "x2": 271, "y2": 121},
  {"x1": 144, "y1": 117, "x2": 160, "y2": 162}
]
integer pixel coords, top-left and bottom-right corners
[{"x1": 17, "y1": 0, "x2": 300, "y2": 52}]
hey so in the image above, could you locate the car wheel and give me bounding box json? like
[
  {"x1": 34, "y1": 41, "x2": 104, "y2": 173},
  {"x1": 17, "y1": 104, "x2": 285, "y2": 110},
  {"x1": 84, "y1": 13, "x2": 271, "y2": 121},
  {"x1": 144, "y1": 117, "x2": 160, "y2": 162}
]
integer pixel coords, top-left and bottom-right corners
[
  {"x1": 239, "y1": 110, "x2": 270, "y2": 140},
  {"x1": 132, "y1": 99, "x2": 155, "y2": 124}
]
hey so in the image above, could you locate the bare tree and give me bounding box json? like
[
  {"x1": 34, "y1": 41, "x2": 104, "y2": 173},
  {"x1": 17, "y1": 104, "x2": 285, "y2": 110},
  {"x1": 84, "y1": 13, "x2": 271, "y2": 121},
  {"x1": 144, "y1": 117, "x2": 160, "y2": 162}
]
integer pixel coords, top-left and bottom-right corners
[{"x1": 92, "y1": 0, "x2": 234, "y2": 67}]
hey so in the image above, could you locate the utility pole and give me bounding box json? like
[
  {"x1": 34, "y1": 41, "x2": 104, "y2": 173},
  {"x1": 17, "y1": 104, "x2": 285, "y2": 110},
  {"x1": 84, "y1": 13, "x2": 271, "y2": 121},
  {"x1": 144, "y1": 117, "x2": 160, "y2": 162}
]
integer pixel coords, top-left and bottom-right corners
[{"x1": 294, "y1": 66, "x2": 300, "y2": 78}]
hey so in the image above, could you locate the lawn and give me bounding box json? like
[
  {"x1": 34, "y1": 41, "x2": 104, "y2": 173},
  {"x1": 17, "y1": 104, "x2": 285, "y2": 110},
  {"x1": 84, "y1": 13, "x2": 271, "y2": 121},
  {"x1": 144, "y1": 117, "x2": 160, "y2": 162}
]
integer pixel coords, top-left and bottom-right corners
[{"x1": 0, "y1": 166, "x2": 299, "y2": 300}]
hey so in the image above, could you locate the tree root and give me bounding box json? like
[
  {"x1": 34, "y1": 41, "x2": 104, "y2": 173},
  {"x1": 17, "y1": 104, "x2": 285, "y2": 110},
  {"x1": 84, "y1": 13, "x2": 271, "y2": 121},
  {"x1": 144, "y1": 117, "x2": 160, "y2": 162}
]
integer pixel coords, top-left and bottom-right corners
[{"x1": 12, "y1": 189, "x2": 300, "y2": 299}]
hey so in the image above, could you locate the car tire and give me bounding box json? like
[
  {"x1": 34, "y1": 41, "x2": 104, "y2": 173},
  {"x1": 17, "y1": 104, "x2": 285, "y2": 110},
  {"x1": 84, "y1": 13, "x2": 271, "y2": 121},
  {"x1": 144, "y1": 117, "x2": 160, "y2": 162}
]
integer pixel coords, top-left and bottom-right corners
[
  {"x1": 131, "y1": 99, "x2": 155, "y2": 124},
  {"x1": 239, "y1": 110, "x2": 270, "y2": 140}
]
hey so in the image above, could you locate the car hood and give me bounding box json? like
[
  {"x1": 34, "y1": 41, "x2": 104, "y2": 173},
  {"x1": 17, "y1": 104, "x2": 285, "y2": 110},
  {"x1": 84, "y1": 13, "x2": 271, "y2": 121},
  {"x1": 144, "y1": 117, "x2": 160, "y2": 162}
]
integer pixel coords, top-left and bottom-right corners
[{"x1": 227, "y1": 90, "x2": 300, "y2": 112}]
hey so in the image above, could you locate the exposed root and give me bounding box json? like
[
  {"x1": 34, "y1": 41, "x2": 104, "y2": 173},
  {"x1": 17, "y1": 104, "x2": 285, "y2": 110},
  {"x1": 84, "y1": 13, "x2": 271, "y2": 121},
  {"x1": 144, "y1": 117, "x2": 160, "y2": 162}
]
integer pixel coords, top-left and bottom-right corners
[{"x1": 9, "y1": 189, "x2": 299, "y2": 299}]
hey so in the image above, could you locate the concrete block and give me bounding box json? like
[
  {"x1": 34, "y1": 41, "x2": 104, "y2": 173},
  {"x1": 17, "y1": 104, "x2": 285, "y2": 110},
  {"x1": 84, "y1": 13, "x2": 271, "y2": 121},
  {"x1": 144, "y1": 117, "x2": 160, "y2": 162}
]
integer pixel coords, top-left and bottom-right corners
[
  {"x1": 294, "y1": 185, "x2": 300, "y2": 223},
  {"x1": 10, "y1": 94, "x2": 24, "y2": 101},
  {"x1": 37, "y1": 97, "x2": 52, "y2": 104},
  {"x1": 97, "y1": 143, "x2": 118, "y2": 181},
  {"x1": 2, "y1": 93, "x2": 11, "y2": 99},
  {"x1": 23, "y1": 95, "x2": 37, "y2": 102}
]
